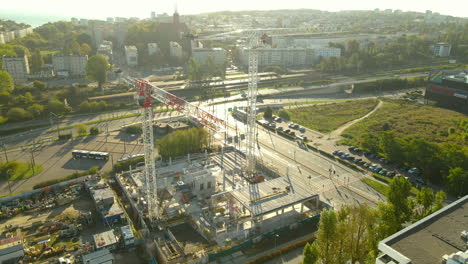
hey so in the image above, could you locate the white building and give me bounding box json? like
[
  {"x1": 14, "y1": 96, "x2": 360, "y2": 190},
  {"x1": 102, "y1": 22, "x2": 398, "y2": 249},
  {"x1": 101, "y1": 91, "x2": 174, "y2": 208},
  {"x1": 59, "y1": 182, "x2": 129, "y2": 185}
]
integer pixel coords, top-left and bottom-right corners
[
  {"x1": 125, "y1": 45, "x2": 138, "y2": 67},
  {"x1": 0, "y1": 33, "x2": 4, "y2": 44},
  {"x1": 52, "y1": 55, "x2": 88, "y2": 77},
  {"x1": 14, "y1": 27, "x2": 33, "y2": 38},
  {"x1": 2, "y1": 55, "x2": 30, "y2": 80},
  {"x1": 237, "y1": 47, "x2": 315, "y2": 67},
  {"x1": 97, "y1": 40, "x2": 113, "y2": 62},
  {"x1": 169, "y1": 41, "x2": 183, "y2": 59},
  {"x1": 192, "y1": 48, "x2": 226, "y2": 65},
  {"x1": 431, "y1": 42, "x2": 452, "y2": 57},
  {"x1": 148, "y1": 43, "x2": 160, "y2": 56},
  {"x1": 314, "y1": 47, "x2": 341, "y2": 59}
]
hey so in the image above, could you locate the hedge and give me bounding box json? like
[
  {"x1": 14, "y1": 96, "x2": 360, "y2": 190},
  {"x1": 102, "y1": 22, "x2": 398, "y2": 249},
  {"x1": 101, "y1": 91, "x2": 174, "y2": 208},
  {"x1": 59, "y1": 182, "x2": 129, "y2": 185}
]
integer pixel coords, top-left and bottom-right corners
[
  {"x1": 33, "y1": 167, "x2": 99, "y2": 189},
  {"x1": 112, "y1": 156, "x2": 145, "y2": 173},
  {"x1": 58, "y1": 133, "x2": 72, "y2": 140}
]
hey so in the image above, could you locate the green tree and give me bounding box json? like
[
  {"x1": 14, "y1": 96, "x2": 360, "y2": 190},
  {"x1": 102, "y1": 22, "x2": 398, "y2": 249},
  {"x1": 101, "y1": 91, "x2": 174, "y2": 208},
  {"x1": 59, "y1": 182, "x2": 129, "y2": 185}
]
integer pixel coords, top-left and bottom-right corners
[
  {"x1": 76, "y1": 123, "x2": 87, "y2": 136},
  {"x1": 0, "y1": 71, "x2": 14, "y2": 92},
  {"x1": 278, "y1": 110, "x2": 290, "y2": 121},
  {"x1": 303, "y1": 243, "x2": 318, "y2": 264},
  {"x1": 86, "y1": 55, "x2": 109, "y2": 90},
  {"x1": 264, "y1": 106, "x2": 273, "y2": 119},
  {"x1": 30, "y1": 48, "x2": 44, "y2": 72},
  {"x1": 7, "y1": 107, "x2": 32, "y2": 121},
  {"x1": 89, "y1": 127, "x2": 99, "y2": 135},
  {"x1": 415, "y1": 187, "x2": 434, "y2": 218},
  {"x1": 387, "y1": 176, "x2": 412, "y2": 224},
  {"x1": 48, "y1": 99, "x2": 70, "y2": 115},
  {"x1": 78, "y1": 101, "x2": 91, "y2": 112},
  {"x1": 33, "y1": 80, "x2": 47, "y2": 90},
  {"x1": 80, "y1": 43, "x2": 92, "y2": 55},
  {"x1": 446, "y1": 167, "x2": 468, "y2": 197},
  {"x1": 0, "y1": 91, "x2": 11, "y2": 105},
  {"x1": 27, "y1": 103, "x2": 45, "y2": 118},
  {"x1": 433, "y1": 191, "x2": 447, "y2": 212},
  {"x1": 186, "y1": 57, "x2": 203, "y2": 81},
  {"x1": 315, "y1": 209, "x2": 338, "y2": 264}
]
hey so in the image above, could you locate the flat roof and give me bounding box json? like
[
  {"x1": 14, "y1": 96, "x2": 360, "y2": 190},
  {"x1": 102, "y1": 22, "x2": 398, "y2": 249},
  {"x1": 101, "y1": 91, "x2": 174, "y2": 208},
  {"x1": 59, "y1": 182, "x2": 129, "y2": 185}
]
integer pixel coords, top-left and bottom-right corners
[
  {"x1": 379, "y1": 195, "x2": 468, "y2": 264},
  {"x1": 120, "y1": 225, "x2": 134, "y2": 240},
  {"x1": 93, "y1": 230, "x2": 118, "y2": 249},
  {"x1": 229, "y1": 176, "x2": 318, "y2": 217},
  {"x1": 82, "y1": 248, "x2": 114, "y2": 264}
]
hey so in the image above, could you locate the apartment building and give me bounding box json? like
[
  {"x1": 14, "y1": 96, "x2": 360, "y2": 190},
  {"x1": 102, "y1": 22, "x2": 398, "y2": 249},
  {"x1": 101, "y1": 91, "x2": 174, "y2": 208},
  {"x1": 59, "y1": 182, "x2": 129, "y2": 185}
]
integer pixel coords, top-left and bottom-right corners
[
  {"x1": 124, "y1": 45, "x2": 138, "y2": 67},
  {"x1": 169, "y1": 41, "x2": 183, "y2": 58},
  {"x1": 148, "y1": 43, "x2": 160, "y2": 56},
  {"x1": 192, "y1": 48, "x2": 226, "y2": 65},
  {"x1": 430, "y1": 42, "x2": 452, "y2": 57},
  {"x1": 2, "y1": 55, "x2": 30, "y2": 80},
  {"x1": 52, "y1": 55, "x2": 88, "y2": 77}
]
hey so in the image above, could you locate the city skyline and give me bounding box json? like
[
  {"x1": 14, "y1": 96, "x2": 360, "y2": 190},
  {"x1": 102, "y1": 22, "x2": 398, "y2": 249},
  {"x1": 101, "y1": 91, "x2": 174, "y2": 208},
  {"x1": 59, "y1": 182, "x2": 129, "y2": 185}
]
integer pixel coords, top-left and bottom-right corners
[{"x1": 1, "y1": 0, "x2": 467, "y2": 23}]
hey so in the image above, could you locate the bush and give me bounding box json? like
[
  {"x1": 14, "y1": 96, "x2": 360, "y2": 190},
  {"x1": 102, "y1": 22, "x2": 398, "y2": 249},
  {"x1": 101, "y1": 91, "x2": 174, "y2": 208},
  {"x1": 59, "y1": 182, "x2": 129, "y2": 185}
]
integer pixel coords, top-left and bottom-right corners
[
  {"x1": 278, "y1": 110, "x2": 290, "y2": 121},
  {"x1": 33, "y1": 80, "x2": 47, "y2": 90},
  {"x1": 264, "y1": 106, "x2": 273, "y2": 119},
  {"x1": 76, "y1": 124, "x2": 87, "y2": 136},
  {"x1": 58, "y1": 133, "x2": 72, "y2": 140},
  {"x1": 7, "y1": 107, "x2": 32, "y2": 121},
  {"x1": 33, "y1": 167, "x2": 100, "y2": 189},
  {"x1": 90, "y1": 127, "x2": 99, "y2": 135},
  {"x1": 124, "y1": 125, "x2": 142, "y2": 134}
]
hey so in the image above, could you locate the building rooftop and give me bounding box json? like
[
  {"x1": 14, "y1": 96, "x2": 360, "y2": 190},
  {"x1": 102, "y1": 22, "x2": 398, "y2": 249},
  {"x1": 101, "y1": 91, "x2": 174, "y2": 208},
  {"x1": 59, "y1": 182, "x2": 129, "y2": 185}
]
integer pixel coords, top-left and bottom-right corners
[
  {"x1": 120, "y1": 225, "x2": 134, "y2": 240},
  {"x1": 229, "y1": 176, "x2": 318, "y2": 217},
  {"x1": 378, "y1": 195, "x2": 468, "y2": 264},
  {"x1": 0, "y1": 236, "x2": 23, "y2": 250},
  {"x1": 91, "y1": 187, "x2": 114, "y2": 204},
  {"x1": 82, "y1": 248, "x2": 114, "y2": 264},
  {"x1": 93, "y1": 230, "x2": 118, "y2": 250}
]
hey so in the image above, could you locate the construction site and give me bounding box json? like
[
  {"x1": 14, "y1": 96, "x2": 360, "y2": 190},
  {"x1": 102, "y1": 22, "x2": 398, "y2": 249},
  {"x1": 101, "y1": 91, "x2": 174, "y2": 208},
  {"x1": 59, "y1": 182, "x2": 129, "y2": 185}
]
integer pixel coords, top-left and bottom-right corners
[{"x1": 112, "y1": 32, "x2": 325, "y2": 264}]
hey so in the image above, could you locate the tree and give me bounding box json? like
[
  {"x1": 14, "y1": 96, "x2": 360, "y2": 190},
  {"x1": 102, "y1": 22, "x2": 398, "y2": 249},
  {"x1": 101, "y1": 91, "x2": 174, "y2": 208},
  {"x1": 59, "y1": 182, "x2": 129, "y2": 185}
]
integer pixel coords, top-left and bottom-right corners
[
  {"x1": 433, "y1": 191, "x2": 447, "y2": 212},
  {"x1": 387, "y1": 177, "x2": 412, "y2": 224},
  {"x1": 86, "y1": 55, "x2": 109, "y2": 90},
  {"x1": 78, "y1": 101, "x2": 91, "y2": 113},
  {"x1": 0, "y1": 91, "x2": 10, "y2": 105},
  {"x1": 278, "y1": 110, "x2": 290, "y2": 121},
  {"x1": 27, "y1": 104, "x2": 45, "y2": 118},
  {"x1": 264, "y1": 106, "x2": 273, "y2": 119},
  {"x1": 0, "y1": 71, "x2": 14, "y2": 92},
  {"x1": 447, "y1": 167, "x2": 468, "y2": 197},
  {"x1": 7, "y1": 107, "x2": 32, "y2": 121},
  {"x1": 76, "y1": 124, "x2": 87, "y2": 136},
  {"x1": 89, "y1": 127, "x2": 99, "y2": 135},
  {"x1": 48, "y1": 99, "x2": 70, "y2": 115},
  {"x1": 315, "y1": 209, "x2": 338, "y2": 264},
  {"x1": 80, "y1": 43, "x2": 92, "y2": 55},
  {"x1": 186, "y1": 57, "x2": 203, "y2": 81},
  {"x1": 415, "y1": 187, "x2": 434, "y2": 218},
  {"x1": 303, "y1": 243, "x2": 318, "y2": 264},
  {"x1": 30, "y1": 48, "x2": 44, "y2": 72},
  {"x1": 33, "y1": 80, "x2": 47, "y2": 90}
]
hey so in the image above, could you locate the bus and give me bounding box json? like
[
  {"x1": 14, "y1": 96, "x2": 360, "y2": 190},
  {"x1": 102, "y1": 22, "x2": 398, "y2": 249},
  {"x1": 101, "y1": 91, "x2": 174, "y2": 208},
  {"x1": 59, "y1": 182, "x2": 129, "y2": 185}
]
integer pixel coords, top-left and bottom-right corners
[{"x1": 72, "y1": 150, "x2": 109, "y2": 160}]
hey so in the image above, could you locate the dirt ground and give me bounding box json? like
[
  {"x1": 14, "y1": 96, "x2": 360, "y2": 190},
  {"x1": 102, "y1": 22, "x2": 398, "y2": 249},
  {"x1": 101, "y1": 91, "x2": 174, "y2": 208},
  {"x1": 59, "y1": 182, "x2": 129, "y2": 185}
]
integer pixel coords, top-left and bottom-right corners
[{"x1": 0, "y1": 195, "x2": 94, "y2": 230}]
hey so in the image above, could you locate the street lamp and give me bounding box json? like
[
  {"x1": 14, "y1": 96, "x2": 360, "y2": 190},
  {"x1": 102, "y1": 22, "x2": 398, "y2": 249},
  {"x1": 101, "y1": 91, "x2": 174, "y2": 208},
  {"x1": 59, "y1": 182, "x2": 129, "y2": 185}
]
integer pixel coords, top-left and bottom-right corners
[{"x1": 274, "y1": 234, "x2": 279, "y2": 249}]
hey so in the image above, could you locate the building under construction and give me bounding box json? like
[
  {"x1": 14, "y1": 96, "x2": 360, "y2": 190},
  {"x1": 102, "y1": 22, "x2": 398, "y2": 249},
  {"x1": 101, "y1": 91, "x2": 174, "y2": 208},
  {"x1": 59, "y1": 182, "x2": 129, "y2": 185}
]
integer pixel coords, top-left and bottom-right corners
[{"x1": 115, "y1": 148, "x2": 322, "y2": 263}]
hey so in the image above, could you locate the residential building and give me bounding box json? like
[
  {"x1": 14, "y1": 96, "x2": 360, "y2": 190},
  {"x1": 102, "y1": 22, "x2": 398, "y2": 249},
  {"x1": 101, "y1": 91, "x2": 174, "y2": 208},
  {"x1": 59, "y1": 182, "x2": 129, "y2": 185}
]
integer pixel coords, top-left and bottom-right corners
[
  {"x1": 2, "y1": 55, "x2": 30, "y2": 80},
  {"x1": 82, "y1": 248, "x2": 114, "y2": 264},
  {"x1": 88, "y1": 181, "x2": 125, "y2": 224},
  {"x1": 169, "y1": 41, "x2": 183, "y2": 58},
  {"x1": 0, "y1": 236, "x2": 24, "y2": 264},
  {"x1": 425, "y1": 70, "x2": 468, "y2": 113},
  {"x1": 314, "y1": 47, "x2": 341, "y2": 59},
  {"x1": 376, "y1": 195, "x2": 468, "y2": 264},
  {"x1": 52, "y1": 55, "x2": 88, "y2": 77},
  {"x1": 93, "y1": 230, "x2": 119, "y2": 251},
  {"x1": 148, "y1": 43, "x2": 160, "y2": 56},
  {"x1": 237, "y1": 47, "x2": 315, "y2": 67},
  {"x1": 192, "y1": 48, "x2": 226, "y2": 65},
  {"x1": 0, "y1": 33, "x2": 4, "y2": 44},
  {"x1": 431, "y1": 42, "x2": 452, "y2": 57},
  {"x1": 14, "y1": 27, "x2": 33, "y2": 38},
  {"x1": 106, "y1": 17, "x2": 114, "y2": 24},
  {"x1": 124, "y1": 46, "x2": 138, "y2": 67},
  {"x1": 97, "y1": 40, "x2": 113, "y2": 62}
]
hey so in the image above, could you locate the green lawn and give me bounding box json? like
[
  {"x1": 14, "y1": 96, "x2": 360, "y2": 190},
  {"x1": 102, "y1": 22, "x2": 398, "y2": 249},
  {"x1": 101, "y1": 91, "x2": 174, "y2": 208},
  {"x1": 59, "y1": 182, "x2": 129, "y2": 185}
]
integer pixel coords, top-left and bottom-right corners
[
  {"x1": 283, "y1": 100, "x2": 348, "y2": 107},
  {"x1": 284, "y1": 99, "x2": 378, "y2": 133},
  {"x1": 339, "y1": 99, "x2": 468, "y2": 147},
  {"x1": 1, "y1": 161, "x2": 43, "y2": 180},
  {"x1": 363, "y1": 178, "x2": 389, "y2": 195}
]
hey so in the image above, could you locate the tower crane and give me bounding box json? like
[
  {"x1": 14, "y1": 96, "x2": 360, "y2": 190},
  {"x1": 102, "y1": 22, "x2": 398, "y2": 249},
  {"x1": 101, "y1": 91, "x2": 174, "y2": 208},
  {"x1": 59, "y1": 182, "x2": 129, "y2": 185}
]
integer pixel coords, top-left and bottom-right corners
[{"x1": 127, "y1": 77, "x2": 225, "y2": 224}]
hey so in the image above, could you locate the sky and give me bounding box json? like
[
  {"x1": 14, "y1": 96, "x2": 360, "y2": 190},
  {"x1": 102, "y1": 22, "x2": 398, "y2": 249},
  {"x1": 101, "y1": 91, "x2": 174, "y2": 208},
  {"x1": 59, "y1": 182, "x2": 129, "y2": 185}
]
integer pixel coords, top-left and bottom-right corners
[{"x1": 1, "y1": 0, "x2": 467, "y2": 22}]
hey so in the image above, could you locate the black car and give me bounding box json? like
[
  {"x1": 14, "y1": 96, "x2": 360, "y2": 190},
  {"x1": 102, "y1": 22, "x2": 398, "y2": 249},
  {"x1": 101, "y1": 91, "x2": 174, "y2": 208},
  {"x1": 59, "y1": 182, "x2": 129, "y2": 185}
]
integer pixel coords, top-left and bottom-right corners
[
  {"x1": 347, "y1": 156, "x2": 355, "y2": 161},
  {"x1": 348, "y1": 146, "x2": 357, "y2": 152},
  {"x1": 354, "y1": 158, "x2": 362, "y2": 163}
]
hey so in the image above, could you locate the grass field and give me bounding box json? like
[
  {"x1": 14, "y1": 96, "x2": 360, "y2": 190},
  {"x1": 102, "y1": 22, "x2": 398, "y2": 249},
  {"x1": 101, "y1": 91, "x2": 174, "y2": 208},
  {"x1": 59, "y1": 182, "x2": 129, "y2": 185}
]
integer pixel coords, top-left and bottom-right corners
[
  {"x1": 340, "y1": 99, "x2": 468, "y2": 147},
  {"x1": 283, "y1": 100, "x2": 348, "y2": 107},
  {"x1": 363, "y1": 178, "x2": 389, "y2": 195},
  {"x1": 284, "y1": 99, "x2": 379, "y2": 133},
  {"x1": 1, "y1": 161, "x2": 43, "y2": 180}
]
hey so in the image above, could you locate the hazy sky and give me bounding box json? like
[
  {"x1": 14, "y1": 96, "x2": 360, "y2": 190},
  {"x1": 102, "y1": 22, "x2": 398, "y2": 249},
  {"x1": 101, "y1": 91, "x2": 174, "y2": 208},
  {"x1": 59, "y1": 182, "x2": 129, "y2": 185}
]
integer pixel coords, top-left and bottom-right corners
[{"x1": 3, "y1": 0, "x2": 468, "y2": 19}]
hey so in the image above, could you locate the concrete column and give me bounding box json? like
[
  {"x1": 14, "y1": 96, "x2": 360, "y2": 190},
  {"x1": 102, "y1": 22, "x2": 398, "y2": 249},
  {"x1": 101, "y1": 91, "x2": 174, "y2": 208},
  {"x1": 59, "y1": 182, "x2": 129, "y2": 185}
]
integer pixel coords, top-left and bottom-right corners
[{"x1": 301, "y1": 203, "x2": 304, "y2": 213}]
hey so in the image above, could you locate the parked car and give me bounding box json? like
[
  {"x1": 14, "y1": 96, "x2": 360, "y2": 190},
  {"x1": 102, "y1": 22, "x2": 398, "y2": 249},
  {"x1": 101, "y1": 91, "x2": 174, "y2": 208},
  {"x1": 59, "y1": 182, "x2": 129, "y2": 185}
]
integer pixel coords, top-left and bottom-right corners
[
  {"x1": 415, "y1": 178, "x2": 426, "y2": 186},
  {"x1": 276, "y1": 117, "x2": 282, "y2": 122},
  {"x1": 288, "y1": 131, "x2": 295, "y2": 136},
  {"x1": 340, "y1": 153, "x2": 350, "y2": 159},
  {"x1": 293, "y1": 124, "x2": 300, "y2": 129},
  {"x1": 299, "y1": 127, "x2": 306, "y2": 133},
  {"x1": 387, "y1": 171, "x2": 396, "y2": 178},
  {"x1": 357, "y1": 160, "x2": 366, "y2": 166},
  {"x1": 379, "y1": 169, "x2": 388, "y2": 175},
  {"x1": 288, "y1": 123, "x2": 295, "y2": 128},
  {"x1": 354, "y1": 158, "x2": 362, "y2": 163},
  {"x1": 333, "y1": 150, "x2": 341, "y2": 155},
  {"x1": 347, "y1": 156, "x2": 355, "y2": 161},
  {"x1": 276, "y1": 126, "x2": 283, "y2": 131},
  {"x1": 284, "y1": 129, "x2": 291, "y2": 134},
  {"x1": 408, "y1": 168, "x2": 421, "y2": 176},
  {"x1": 373, "y1": 166, "x2": 383, "y2": 173},
  {"x1": 300, "y1": 134, "x2": 308, "y2": 141},
  {"x1": 348, "y1": 146, "x2": 357, "y2": 152}
]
